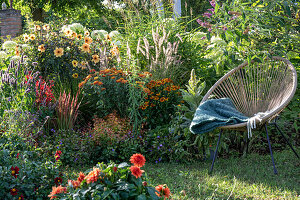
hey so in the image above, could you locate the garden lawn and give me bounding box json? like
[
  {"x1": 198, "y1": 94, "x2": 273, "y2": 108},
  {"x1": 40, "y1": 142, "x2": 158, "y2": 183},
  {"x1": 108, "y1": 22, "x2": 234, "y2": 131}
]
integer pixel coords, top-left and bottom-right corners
[{"x1": 144, "y1": 148, "x2": 300, "y2": 200}]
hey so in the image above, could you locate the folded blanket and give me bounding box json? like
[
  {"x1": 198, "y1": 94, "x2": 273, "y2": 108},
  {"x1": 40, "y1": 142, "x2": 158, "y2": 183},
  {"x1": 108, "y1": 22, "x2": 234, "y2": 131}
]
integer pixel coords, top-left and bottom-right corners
[{"x1": 190, "y1": 98, "x2": 248, "y2": 134}]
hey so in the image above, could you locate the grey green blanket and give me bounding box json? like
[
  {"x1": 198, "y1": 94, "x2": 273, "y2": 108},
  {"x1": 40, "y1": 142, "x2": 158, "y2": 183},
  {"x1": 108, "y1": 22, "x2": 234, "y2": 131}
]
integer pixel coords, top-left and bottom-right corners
[{"x1": 190, "y1": 98, "x2": 249, "y2": 134}]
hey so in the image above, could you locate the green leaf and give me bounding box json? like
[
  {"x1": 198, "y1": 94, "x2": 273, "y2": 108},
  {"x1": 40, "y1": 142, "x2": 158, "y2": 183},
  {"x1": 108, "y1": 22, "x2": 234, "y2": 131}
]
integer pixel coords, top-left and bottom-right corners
[
  {"x1": 137, "y1": 194, "x2": 147, "y2": 200},
  {"x1": 146, "y1": 187, "x2": 160, "y2": 200},
  {"x1": 214, "y1": 2, "x2": 219, "y2": 14}
]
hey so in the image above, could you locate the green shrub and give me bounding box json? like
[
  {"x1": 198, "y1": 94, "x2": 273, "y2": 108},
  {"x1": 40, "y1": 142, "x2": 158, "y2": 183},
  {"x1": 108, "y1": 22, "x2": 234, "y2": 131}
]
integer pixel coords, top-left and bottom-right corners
[{"x1": 0, "y1": 132, "x2": 61, "y2": 199}]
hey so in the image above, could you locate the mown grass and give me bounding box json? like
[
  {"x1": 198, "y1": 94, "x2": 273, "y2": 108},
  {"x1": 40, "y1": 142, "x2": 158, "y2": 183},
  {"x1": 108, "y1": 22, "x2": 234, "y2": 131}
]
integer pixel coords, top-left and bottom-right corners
[
  {"x1": 66, "y1": 148, "x2": 300, "y2": 199},
  {"x1": 144, "y1": 148, "x2": 300, "y2": 199}
]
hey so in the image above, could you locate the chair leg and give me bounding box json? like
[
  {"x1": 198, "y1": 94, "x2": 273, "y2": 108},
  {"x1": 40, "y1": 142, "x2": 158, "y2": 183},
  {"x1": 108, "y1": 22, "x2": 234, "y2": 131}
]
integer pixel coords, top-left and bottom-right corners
[
  {"x1": 209, "y1": 129, "x2": 222, "y2": 174},
  {"x1": 265, "y1": 124, "x2": 278, "y2": 175},
  {"x1": 274, "y1": 123, "x2": 300, "y2": 159}
]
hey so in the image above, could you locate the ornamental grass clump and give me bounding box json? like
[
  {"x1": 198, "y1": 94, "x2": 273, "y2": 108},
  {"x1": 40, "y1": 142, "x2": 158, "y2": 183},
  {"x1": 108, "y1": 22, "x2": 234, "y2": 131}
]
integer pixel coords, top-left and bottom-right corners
[
  {"x1": 48, "y1": 153, "x2": 171, "y2": 199},
  {"x1": 56, "y1": 90, "x2": 81, "y2": 131}
]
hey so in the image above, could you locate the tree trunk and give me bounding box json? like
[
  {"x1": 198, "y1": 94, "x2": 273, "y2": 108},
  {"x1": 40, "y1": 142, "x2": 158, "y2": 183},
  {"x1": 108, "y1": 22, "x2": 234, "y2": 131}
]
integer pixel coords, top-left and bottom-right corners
[{"x1": 32, "y1": 7, "x2": 44, "y2": 22}]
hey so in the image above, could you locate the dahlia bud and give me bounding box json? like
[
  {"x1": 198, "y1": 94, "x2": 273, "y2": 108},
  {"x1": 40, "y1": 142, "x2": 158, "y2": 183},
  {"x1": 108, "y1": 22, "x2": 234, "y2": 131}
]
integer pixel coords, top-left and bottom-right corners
[
  {"x1": 143, "y1": 181, "x2": 147, "y2": 187},
  {"x1": 113, "y1": 166, "x2": 117, "y2": 172}
]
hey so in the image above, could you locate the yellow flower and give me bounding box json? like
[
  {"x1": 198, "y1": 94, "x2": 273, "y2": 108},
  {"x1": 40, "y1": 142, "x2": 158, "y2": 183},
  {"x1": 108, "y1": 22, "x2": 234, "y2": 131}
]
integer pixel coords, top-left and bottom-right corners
[
  {"x1": 84, "y1": 31, "x2": 90, "y2": 36},
  {"x1": 77, "y1": 34, "x2": 83, "y2": 40},
  {"x1": 30, "y1": 34, "x2": 35, "y2": 40},
  {"x1": 92, "y1": 54, "x2": 100, "y2": 63},
  {"x1": 84, "y1": 36, "x2": 93, "y2": 44},
  {"x1": 23, "y1": 34, "x2": 29, "y2": 42},
  {"x1": 110, "y1": 45, "x2": 119, "y2": 57},
  {"x1": 34, "y1": 25, "x2": 41, "y2": 31},
  {"x1": 72, "y1": 73, "x2": 79, "y2": 78},
  {"x1": 54, "y1": 47, "x2": 64, "y2": 57},
  {"x1": 72, "y1": 32, "x2": 77, "y2": 39},
  {"x1": 81, "y1": 43, "x2": 90, "y2": 53},
  {"x1": 94, "y1": 77, "x2": 99, "y2": 80},
  {"x1": 64, "y1": 29, "x2": 73, "y2": 37},
  {"x1": 43, "y1": 24, "x2": 50, "y2": 31},
  {"x1": 72, "y1": 60, "x2": 78, "y2": 67},
  {"x1": 15, "y1": 49, "x2": 20, "y2": 56},
  {"x1": 38, "y1": 44, "x2": 45, "y2": 52}
]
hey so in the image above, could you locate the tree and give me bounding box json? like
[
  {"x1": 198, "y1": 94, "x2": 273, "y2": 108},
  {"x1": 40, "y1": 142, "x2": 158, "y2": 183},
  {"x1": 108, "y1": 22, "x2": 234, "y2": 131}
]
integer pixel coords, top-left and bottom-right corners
[{"x1": 18, "y1": 0, "x2": 105, "y2": 22}]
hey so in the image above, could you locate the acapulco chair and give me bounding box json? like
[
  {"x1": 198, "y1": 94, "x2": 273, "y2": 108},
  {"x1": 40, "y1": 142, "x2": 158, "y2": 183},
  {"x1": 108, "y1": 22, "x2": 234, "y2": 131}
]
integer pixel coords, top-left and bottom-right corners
[{"x1": 201, "y1": 56, "x2": 299, "y2": 174}]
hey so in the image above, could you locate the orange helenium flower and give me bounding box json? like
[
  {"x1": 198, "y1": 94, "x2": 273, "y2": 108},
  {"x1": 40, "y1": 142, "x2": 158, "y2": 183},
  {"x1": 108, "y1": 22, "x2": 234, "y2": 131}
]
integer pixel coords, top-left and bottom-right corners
[
  {"x1": 84, "y1": 168, "x2": 101, "y2": 184},
  {"x1": 130, "y1": 165, "x2": 144, "y2": 178},
  {"x1": 130, "y1": 153, "x2": 146, "y2": 167},
  {"x1": 48, "y1": 185, "x2": 67, "y2": 199}
]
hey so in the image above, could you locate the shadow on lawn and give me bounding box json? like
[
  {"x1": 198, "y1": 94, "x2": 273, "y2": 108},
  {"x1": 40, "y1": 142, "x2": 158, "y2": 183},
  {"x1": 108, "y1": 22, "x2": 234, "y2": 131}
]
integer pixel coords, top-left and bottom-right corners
[
  {"x1": 145, "y1": 147, "x2": 300, "y2": 199},
  {"x1": 211, "y1": 147, "x2": 300, "y2": 194}
]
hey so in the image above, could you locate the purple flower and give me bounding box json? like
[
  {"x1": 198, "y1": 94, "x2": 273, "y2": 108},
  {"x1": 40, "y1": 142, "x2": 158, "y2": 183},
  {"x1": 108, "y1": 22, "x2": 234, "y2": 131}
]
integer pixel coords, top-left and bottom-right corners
[
  {"x1": 57, "y1": 146, "x2": 59, "y2": 149},
  {"x1": 51, "y1": 129, "x2": 55, "y2": 133},
  {"x1": 157, "y1": 136, "x2": 160, "y2": 138},
  {"x1": 155, "y1": 161, "x2": 158, "y2": 164},
  {"x1": 160, "y1": 144, "x2": 163, "y2": 147},
  {"x1": 210, "y1": 0, "x2": 216, "y2": 8},
  {"x1": 208, "y1": 28, "x2": 212, "y2": 32},
  {"x1": 201, "y1": 36, "x2": 207, "y2": 40},
  {"x1": 203, "y1": 12, "x2": 212, "y2": 18},
  {"x1": 196, "y1": 19, "x2": 202, "y2": 25},
  {"x1": 208, "y1": 8, "x2": 215, "y2": 13},
  {"x1": 159, "y1": 158, "x2": 162, "y2": 162},
  {"x1": 112, "y1": 149, "x2": 115, "y2": 151},
  {"x1": 223, "y1": 26, "x2": 228, "y2": 31}
]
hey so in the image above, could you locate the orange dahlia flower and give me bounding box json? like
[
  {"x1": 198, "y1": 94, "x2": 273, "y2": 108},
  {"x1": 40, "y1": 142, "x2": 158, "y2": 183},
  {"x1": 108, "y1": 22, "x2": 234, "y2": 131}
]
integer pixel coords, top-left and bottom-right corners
[
  {"x1": 68, "y1": 180, "x2": 81, "y2": 189},
  {"x1": 48, "y1": 185, "x2": 67, "y2": 199},
  {"x1": 130, "y1": 153, "x2": 146, "y2": 167},
  {"x1": 77, "y1": 172, "x2": 85, "y2": 182},
  {"x1": 155, "y1": 184, "x2": 171, "y2": 199},
  {"x1": 84, "y1": 168, "x2": 101, "y2": 184},
  {"x1": 130, "y1": 165, "x2": 144, "y2": 178}
]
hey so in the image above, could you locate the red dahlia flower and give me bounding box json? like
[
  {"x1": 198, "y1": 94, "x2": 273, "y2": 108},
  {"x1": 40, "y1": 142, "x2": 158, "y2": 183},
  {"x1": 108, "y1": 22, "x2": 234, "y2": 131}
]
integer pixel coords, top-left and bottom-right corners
[
  {"x1": 130, "y1": 166, "x2": 144, "y2": 178},
  {"x1": 54, "y1": 177, "x2": 63, "y2": 186},
  {"x1": 10, "y1": 188, "x2": 18, "y2": 196},
  {"x1": 130, "y1": 153, "x2": 146, "y2": 167},
  {"x1": 18, "y1": 194, "x2": 24, "y2": 200},
  {"x1": 11, "y1": 166, "x2": 19, "y2": 178}
]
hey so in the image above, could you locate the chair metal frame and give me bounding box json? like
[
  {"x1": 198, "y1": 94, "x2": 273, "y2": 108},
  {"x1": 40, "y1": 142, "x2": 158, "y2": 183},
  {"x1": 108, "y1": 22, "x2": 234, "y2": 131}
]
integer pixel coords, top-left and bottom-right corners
[{"x1": 201, "y1": 57, "x2": 299, "y2": 174}]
